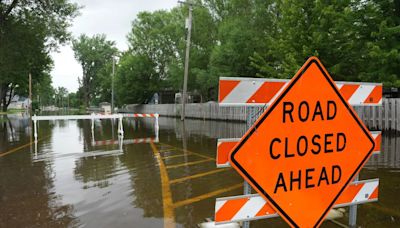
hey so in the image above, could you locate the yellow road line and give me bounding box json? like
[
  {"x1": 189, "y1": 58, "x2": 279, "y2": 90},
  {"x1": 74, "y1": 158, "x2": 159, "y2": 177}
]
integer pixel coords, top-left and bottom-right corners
[
  {"x1": 159, "y1": 142, "x2": 215, "y2": 161},
  {"x1": 173, "y1": 183, "x2": 243, "y2": 208},
  {"x1": 159, "y1": 149, "x2": 175, "y2": 153},
  {"x1": 150, "y1": 141, "x2": 175, "y2": 228},
  {"x1": 169, "y1": 169, "x2": 227, "y2": 184},
  {"x1": 0, "y1": 135, "x2": 51, "y2": 158},
  {"x1": 165, "y1": 159, "x2": 213, "y2": 169},
  {"x1": 162, "y1": 154, "x2": 189, "y2": 160}
]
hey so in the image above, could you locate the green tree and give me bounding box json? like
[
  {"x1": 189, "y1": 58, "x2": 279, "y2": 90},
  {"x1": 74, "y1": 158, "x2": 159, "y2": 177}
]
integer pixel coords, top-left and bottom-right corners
[
  {"x1": 124, "y1": 4, "x2": 217, "y2": 101},
  {"x1": 251, "y1": 0, "x2": 400, "y2": 87},
  {"x1": 33, "y1": 73, "x2": 55, "y2": 107},
  {"x1": 0, "y1": 0, "x2": 79, "y2": 111},
  {"x1": 115, "y1": 54, "x2": 157, "y2": 105},
  {"x1": 72, "y1": 34, "x2": 118, "y2": 107},
  {"x1": 54, "y1": 87, "x2": 68, "y2": 108},
  {"x1": 67, "y1": 92, "x2": 80, "y2": 108}
]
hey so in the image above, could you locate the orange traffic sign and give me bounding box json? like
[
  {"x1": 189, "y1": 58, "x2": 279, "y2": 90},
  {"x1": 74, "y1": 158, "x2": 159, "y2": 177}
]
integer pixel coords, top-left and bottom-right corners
[{"x1": 229, "y1": 57, "x2": 375, "y2": 228}]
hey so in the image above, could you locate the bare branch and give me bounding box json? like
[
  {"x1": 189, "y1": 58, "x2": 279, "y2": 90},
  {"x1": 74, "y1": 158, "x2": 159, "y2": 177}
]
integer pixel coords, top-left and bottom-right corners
[{"x1": 0, "y1": 0, "x2": 18, "y2": 22}]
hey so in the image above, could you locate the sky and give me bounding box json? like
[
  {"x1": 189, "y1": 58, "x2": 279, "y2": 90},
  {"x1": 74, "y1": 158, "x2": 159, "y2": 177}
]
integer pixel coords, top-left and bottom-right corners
[{"x1": 50, "y1": 0, "x2": 177, "y2": 93}]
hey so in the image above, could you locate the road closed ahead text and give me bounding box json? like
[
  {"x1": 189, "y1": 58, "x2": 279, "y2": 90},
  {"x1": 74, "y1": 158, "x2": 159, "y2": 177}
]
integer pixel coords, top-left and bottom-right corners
[{"x1": 271, "y1": 100, "x2": 345, "y2": 193}]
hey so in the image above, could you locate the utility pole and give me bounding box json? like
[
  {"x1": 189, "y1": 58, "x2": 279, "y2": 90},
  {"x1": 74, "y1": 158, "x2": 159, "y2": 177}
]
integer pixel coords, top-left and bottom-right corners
[
  {"x1": 179, "y1": 0, "x2": 193, "y2": 121},
  {"x1": 112, "y1": 57, "x2": 115, "y2": 113},
  {"x1": 29, "y1": 73, "x2": 32, "y2": 114}
]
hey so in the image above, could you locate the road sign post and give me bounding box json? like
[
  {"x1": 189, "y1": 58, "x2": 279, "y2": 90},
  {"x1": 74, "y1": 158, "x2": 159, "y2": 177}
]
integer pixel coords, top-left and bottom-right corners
[
  {"x1": 349, "y1": 174, "x2": 359, "y2": 227},
  {"x1": 242, "y1": 107, "x2": 254, "y2": 228},
  {"x1": 220, "y1": 57, "x2": 377, "y2": 228}
]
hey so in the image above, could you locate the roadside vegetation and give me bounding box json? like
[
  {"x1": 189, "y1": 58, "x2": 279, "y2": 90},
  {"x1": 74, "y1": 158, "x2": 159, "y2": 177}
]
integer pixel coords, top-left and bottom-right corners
[
  {"x1": 0, "y1": 0, "x2": 79, "y2": 111},
  {"x1": 1, "y1": 0, "x2": 399, "y2": 111}
]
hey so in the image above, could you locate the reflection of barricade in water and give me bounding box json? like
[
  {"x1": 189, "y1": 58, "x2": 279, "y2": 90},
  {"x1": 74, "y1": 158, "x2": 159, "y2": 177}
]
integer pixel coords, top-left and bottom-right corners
[
  {"x1": 32, "y1": 113, "x2": 160, "y2": 157},
  {"x1": 31, "y1": 113, "x2": 160, "y2": 161},
  {"x1": 91, "y1": 137, "x2": 159, "y2": 146},
  {"x1": 366, "y1": 133, "x2": 400, "y2": 169}
]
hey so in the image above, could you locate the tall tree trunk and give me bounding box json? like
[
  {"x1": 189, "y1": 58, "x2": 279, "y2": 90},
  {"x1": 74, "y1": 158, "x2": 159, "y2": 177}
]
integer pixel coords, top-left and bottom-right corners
[
  {"x1": 84, "y1": 74, "x2": 90, "y2": 107},
  {"x1": 0, "y1": 83, "x2": 8, "y2": 112},
  {"x1": 84, "y1": 84, "x2": 89, "y2": 107},
  {"x1": 1, "y1": 86, "x2": 13, "y2": 112},
  {"x1": 2, "y1": 96, "x2": 7, "y2": 112}
]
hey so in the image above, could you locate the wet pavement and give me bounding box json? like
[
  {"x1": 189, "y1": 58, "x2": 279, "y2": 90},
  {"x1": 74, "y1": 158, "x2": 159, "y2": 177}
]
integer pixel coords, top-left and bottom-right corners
[{"x1": 0, "y1": 113, "x2": 399, "y2": 227}]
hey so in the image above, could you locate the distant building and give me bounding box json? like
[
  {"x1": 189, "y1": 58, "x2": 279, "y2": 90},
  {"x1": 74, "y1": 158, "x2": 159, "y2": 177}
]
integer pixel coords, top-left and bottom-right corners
[
  {"x1": 383, "y1": 87, "x2": 399, "y2": 98},
  {"x1": 147, "y1": 89, "x2": 177, "y2": 104},
  {"x1": 8, "y1": 95, "x2": 31, "y2": 109},
  {"x1": 99, "y1": 102, "x2": 111, "y2": 114}
]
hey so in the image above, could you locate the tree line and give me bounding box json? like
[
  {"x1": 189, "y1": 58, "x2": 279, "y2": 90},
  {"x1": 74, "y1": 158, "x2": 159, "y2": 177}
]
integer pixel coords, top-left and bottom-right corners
[
  {"x1": 0, "y1": 0, "x2": 79, "y2": 111},
  {"x1": 73, "y1": 0, "x2": 399, "y2": 108},
  {"x1": 1, "y1": 0, "x2": 399, "y2": 111}
]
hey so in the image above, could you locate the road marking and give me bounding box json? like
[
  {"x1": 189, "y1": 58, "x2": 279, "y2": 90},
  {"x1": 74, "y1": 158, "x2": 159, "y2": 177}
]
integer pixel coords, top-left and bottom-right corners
[
  {"x1": 162, "y1": 154, "x2": 190, "y2": 160},
  {"x1": 150, "y1": 142, "x2": 175, "y2": 228},
  {"x1": 0, "y1": 135, "x2": 50, "y2": 158},
  {"x1": 165, "y1": 159, "x2": 213, "y2": 169},
  {"x1": 169, "y1": 169, "x2": 227, "y2": 184},
  {"x1": 159, "y1": 142, "x2": 215, "y2": 160},
  {"x1": 173, "y1": 183, "x2": 242, "y2": 208},
  {"x1": 329, "y1": 219, "x2": 348, "y2": 228},
  {"x1": 159, "y1": 149, "x2": 176, "y2": 153}
]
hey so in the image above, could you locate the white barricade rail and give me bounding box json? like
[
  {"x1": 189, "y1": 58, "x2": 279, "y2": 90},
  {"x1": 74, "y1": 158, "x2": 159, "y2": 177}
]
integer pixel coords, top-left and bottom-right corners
[
  {"x1": 215, "y1": 179, "x2": 379, "y2": 224},
  {"x1": 219, "y1": 77, "x2": 382, "y2": 106},
  {"x1": 122, "y1": 113, "x2": 159, "y2": 118},
  {"x1": 32, "y1": 114, "x2": 120, "y2": 120}
]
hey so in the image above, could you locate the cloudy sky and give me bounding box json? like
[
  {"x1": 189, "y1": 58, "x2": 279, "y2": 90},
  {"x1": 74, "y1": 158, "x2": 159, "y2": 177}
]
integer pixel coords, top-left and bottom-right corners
[{"x1": 51, "y1": 0, "x2": 177, "y2": 93}]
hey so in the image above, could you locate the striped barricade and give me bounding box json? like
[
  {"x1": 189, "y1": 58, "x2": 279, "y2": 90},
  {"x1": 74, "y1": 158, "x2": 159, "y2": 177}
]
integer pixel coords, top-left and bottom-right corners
[
  {"x1": 216, "y1": 131, "x2": 382, "y2": 168},
  {"x1": 215, "y1": 179, "x2": 379, "y2": 224},
  {"x1": 219, "y1": 77, "x2": 382, "y2": 106},
  {"x1": 92, "y1": 137, "x2": 159, "y2": 146},
  {"x1": 122, "y1": 113, "x2": 159, "y2": 118},
  {"x1": 215, "y1": 76, "x2": 382, "y2": 225}
]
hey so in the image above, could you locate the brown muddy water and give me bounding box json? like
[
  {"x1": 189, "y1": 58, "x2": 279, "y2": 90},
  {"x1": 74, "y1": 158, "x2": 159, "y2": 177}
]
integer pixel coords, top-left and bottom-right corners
[{"x1": 0, "y1": 113, "x2": 399, "y2": 228}]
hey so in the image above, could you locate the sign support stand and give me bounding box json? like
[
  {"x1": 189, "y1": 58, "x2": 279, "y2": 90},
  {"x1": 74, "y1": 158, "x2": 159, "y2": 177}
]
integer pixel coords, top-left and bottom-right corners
[
  {"x1": 242, "y1": 107, "x2": 255, "y2": 228},
  {"x1": 349, "y1": 174, "x2": 359, "y2": 227}
]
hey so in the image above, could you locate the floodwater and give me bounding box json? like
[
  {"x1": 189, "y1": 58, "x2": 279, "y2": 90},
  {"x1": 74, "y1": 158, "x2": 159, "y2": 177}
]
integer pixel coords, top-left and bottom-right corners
[{"x1": 0, "y1": 112, "x2": 399, "y2": 228}]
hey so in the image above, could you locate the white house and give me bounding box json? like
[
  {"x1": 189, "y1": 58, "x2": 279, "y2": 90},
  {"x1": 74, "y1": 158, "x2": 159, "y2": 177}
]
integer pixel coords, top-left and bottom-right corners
[
  {"x1": 99, "y1": 102, "x2": 111, "y2": 114},
  {"x1": 8, "y1": 95, "x2": 31, "y2": 109}
]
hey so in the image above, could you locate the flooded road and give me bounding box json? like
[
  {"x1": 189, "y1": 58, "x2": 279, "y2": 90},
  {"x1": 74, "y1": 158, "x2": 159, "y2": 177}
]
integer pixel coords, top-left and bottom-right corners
[{"x1": 0, "y1": 113, "x2": 399, "y2": 227}]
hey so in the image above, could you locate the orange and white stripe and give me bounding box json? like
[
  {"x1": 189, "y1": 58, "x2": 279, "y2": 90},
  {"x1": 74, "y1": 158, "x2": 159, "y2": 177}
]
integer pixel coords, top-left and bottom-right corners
[
  {"x1": 219, "y1": 77, "x2": 382, "y2": 106},
  {"x1": 123, "y1": 113, "x2": 159, "y2": 118},
  {"x1": 215, "y1": 179, "x2": 379, "y2": 224},
  {"x1": 92, "y1": 137, "x2": 158, "y2": 146},
  {"x1": 216, "y1": 131, "x2": 381, "y2": 168},
  {"x1": 123, "y1": 137, "x2": 158, "y2": 144},
  {"x1": 92, "y1": 139, "x2": 119, "y2": 146}
]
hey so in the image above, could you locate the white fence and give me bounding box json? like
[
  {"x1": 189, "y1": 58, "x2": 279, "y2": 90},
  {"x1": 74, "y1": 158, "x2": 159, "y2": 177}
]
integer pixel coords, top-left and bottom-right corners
[{"x1": 125, "y1": 98, "x2": 400, "y2": 131}]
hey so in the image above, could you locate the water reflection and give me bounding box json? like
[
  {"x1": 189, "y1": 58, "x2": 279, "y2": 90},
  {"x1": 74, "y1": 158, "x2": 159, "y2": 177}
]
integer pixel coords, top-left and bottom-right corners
[
  {"x1": 0, "y1": 114, "x2": 77, "y2": 227},
  {"x1": 0, "y1": 115, "x2": 399, "y2": 227},
  {"x1": 366, "y1": 132, "x2": 400, "y2": 169}
]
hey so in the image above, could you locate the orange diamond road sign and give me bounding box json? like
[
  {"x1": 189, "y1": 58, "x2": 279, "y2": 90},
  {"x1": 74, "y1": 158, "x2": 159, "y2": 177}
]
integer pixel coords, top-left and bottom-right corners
[{"x1": 229, "y1": 57, "x2": 375, "y2": 228}]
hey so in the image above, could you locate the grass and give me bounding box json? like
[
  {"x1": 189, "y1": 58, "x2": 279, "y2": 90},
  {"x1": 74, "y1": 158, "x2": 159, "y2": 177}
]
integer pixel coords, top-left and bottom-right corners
[{"x1": 0, "y1": 109, "x2": 26, "y2": 115}]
